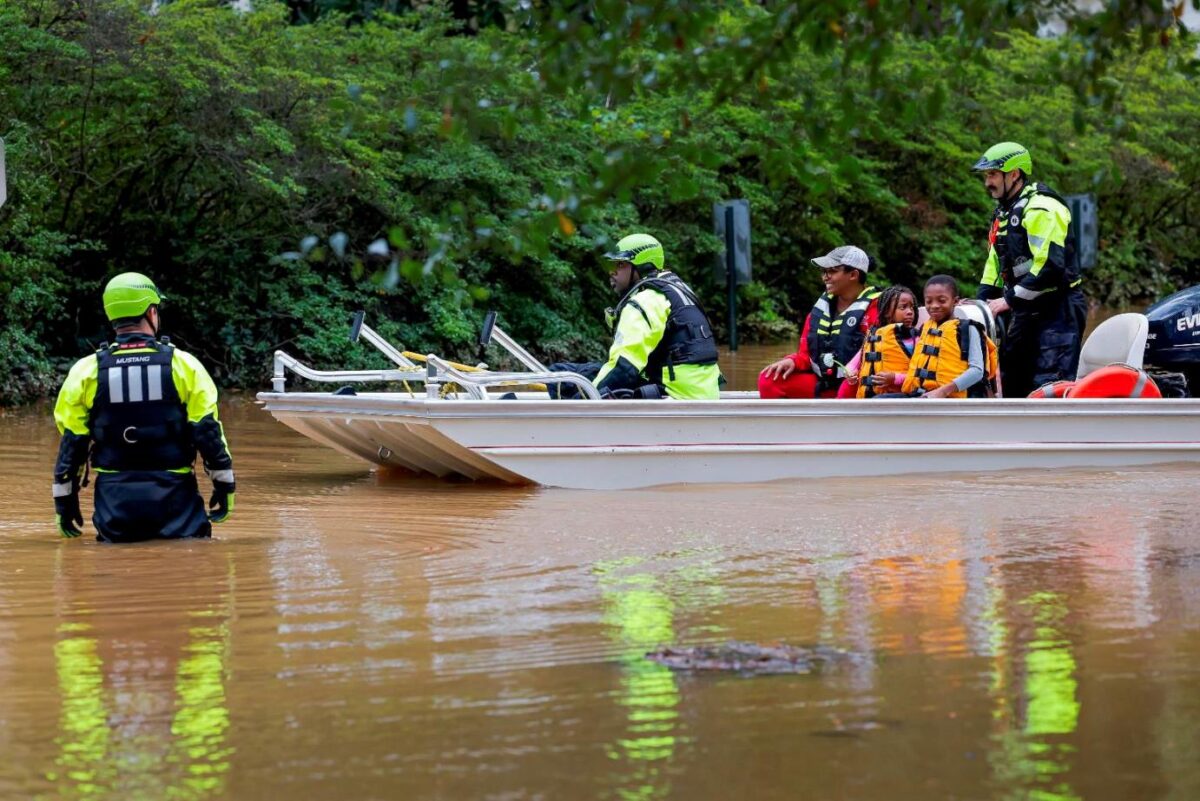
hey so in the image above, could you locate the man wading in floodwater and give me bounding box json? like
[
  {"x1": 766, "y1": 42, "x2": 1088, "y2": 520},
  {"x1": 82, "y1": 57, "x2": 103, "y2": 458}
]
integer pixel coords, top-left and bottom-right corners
[{"x1": 52, "y1": 273, "x2": 236, "y2": 542}]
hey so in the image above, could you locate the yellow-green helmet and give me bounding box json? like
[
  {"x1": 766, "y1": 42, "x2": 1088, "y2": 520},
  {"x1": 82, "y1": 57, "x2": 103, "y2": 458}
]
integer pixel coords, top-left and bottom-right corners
[
  {"x1": 103, "y1": 272, "x2": 164, "y2": 322},
  {"x1": 604, "y1": 233, "x2": 664, "y2": 272},
  {"x1": 972, "y1": 142, "x2": 1032, "y2": 175}
]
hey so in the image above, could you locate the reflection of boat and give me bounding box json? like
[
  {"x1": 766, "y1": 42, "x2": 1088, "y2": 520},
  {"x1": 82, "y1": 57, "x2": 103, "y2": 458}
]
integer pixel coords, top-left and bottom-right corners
[{"x1": 257, "y1": 305, "x2": 1200, "y2": 491}]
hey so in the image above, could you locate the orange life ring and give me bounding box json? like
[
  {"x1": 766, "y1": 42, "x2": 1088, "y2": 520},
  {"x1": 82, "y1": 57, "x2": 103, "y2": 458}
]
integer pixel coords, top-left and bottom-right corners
[
  {"x1": 1067, "y1": 365, "x2": 1162, "y2": 399},
  {"x1": 1028, "y1": 381, "x2": 1075, "y2": 398}
]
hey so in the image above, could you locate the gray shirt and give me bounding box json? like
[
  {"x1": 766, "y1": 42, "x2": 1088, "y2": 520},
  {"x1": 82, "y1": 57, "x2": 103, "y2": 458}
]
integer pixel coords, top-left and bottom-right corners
[{"x1": 951, "y1": 323, "x2": 985, "y2": 392}]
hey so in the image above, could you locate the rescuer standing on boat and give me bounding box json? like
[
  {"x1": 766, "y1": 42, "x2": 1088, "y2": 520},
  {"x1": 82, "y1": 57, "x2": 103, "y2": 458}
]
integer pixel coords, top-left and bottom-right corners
[
  {"x1": 595, "y1": 233, "x2": 721, "y2": 400},
  {"x1": 52, "y1": 273, "x2": 236, "y2": 542},
  {"x1": 973, "y1": 142, "x2": 1088, "y2": 397}
]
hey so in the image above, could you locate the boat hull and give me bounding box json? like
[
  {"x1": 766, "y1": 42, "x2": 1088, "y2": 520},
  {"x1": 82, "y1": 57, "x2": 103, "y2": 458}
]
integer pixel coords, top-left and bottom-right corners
[{"x1": 256, "y1": 393, "x2": 1200, "y2": 490}]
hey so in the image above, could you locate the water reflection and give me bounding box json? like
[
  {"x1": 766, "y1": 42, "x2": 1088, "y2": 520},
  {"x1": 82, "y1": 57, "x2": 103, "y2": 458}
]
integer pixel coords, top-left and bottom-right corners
[
  {"x1": 595, "y1": 560, "x2": 681, "y2": 801},
  {"x1": 989, "y1": 591, "x2": 1080, "y2": 801},
  {"x1": 2, "y1": 402, "x2": 1200, "y2": 800},
  {"x1": 44, "y1": 546, "x2": 233, "y2": 800},
  {"x1": 49, "y1": 623, "x2": 111, "y2": 798}
]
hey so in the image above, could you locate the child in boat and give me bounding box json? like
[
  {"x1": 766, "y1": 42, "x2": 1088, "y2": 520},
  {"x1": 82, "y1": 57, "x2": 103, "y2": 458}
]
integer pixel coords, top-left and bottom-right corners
[
  {"x1": 840, "y1": 285, "x2": 919, "y2": 399},
  {"x1": 902, "y1": 275, "x2": 998, "y2": 399}
]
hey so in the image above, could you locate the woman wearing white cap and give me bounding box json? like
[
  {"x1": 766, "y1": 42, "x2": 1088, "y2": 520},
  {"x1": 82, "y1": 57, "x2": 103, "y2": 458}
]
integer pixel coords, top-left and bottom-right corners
[{"x1": 758, "y1": 245, "x2": 882, "y2": 399}]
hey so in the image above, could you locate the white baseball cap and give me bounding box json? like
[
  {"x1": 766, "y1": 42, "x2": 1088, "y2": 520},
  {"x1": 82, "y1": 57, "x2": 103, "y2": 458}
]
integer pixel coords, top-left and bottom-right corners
[{"x1": 811, "y1": 245, "x2": 870, "y2": 273}]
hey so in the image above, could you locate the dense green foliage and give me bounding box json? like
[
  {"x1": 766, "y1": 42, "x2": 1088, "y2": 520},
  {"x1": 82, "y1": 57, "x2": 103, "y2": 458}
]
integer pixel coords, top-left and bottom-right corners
[{"x1": 0, "y1": 0, "x2": 1197, "y2": 403}]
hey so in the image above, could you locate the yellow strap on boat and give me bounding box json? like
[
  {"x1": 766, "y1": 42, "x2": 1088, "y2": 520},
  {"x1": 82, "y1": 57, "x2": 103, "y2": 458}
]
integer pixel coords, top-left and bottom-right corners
[
  {"x1": 400, "y1": 351, "x2": 547, "y2": 392},
  {"x1": 400, "y1": 351, "x2": 482, "y2": 372}
]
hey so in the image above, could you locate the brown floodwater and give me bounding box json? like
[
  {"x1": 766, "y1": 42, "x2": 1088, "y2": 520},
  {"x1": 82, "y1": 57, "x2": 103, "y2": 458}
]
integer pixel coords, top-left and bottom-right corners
[{"x1": 3, "y1": 351, "x2": 1200, "y2": 800}]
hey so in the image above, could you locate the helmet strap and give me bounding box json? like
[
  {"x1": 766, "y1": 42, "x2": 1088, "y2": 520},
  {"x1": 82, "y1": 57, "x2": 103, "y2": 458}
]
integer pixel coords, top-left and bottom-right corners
[
  {"x1": 114, "y1": 306, "x2": 159, "y2": 337},
  {"x1": 1002, "y1": 171, "x2": 1025, "y2": 202}
]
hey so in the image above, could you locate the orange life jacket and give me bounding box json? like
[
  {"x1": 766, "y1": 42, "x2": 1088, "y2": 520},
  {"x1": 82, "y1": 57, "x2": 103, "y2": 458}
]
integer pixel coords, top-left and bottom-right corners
[
  {"x1": 856, "y1": 324, "x2": 915, "y2": 399},
  {"x1": 902, "y1": 317, "x2": 999, "y2": 398}
]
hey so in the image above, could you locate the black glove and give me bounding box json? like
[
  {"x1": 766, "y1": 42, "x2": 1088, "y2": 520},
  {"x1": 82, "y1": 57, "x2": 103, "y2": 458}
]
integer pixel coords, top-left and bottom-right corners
[
  {"x1": 208, "y1": 479, "x2": 235, "y2": 523},
  {"x1": 54, "y1": 491, "x2": 84, "y2": 538},
  {"x1": 600, "y1": 386, "x2": 663, "y2": 400}
]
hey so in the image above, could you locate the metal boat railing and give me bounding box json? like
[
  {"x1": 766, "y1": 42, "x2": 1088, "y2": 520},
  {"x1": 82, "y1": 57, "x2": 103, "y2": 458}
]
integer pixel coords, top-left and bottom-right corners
[
  {"x1": 271, "y1": 310, "x2": 597, "y2": 399},
  {"x1": 270, "y1": 349, "x2": 597, "y2": 399},
  {"x1": 271, "y1": 350, "x2": 427, "y2": 393}
]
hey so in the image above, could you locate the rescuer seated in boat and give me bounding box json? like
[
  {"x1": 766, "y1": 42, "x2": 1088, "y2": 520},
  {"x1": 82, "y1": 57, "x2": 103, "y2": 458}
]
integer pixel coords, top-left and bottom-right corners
[
  {"x1": 838, "y1": 285, "x2": 919, "y2": 398},
  {"x1": 591, "y1": 233, "x2": 721, "y2": 400},
  {"x1": 758, "y1": 245, "x2": 881, "y2": 398},
  {"x1": 902, "y1": 275, "x2": 999, "y2": 399}
]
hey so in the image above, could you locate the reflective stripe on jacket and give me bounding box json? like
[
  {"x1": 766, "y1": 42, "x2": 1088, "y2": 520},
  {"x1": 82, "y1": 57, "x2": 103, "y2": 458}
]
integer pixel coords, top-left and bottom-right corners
[
  {"x1": 91, "y1": 341, "x2": 194, "y2": 470},
  {"x1": 52, "y1": 334, "x2": 232, "y2": 483},
  {"x1": 804, "y1": 286, "x2": 881, "y2": 389},
  {"x1": 596, "y1": 271, "x2": 720, "y2": 400},
  {"x1": 55, "y1": 339, "x2": 224, "y2": 437},
  {"x1": 978, "y1": 182, "x2": 1076, "y2": 307}
]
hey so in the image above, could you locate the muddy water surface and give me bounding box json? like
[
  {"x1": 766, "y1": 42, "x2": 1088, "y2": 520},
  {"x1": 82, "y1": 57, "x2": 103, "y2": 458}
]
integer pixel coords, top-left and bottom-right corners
[{"x1": 2, "y1": 378, "x2": 1200, "y2": 800}]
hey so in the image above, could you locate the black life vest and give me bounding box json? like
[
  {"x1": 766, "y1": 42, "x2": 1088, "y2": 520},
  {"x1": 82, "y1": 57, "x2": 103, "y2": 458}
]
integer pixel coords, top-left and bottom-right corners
[
  {"x1": 990, "y1": 182, "x2": 1078, "y2": 291},
  {"x1": 805, "y1": 286, "x2": 881, "y2": 389},
  {"x1": 611, "y1": 271, "x2": 719, "y2": 384},
  {"x1": 90, "y1": 339, "x2": 196, "y2": 471}
]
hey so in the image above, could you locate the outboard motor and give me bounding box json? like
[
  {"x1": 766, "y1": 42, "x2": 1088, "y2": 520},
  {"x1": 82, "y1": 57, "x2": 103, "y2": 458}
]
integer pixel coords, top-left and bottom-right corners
[{"x1": 1144, "y1": 285, "x2": 1200, "y2": 394}]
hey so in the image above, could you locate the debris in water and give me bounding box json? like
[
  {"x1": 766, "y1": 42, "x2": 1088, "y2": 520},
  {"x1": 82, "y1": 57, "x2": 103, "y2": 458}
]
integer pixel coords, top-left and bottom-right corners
[{"x1": 644, "y1": 641, "x2": 858, "y2": 675}]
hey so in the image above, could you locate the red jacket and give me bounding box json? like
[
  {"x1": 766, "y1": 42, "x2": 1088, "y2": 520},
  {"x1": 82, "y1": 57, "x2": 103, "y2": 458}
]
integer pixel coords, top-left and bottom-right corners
[{"x1": 789, "y1": 296, "x2": 880, "y2": 372}]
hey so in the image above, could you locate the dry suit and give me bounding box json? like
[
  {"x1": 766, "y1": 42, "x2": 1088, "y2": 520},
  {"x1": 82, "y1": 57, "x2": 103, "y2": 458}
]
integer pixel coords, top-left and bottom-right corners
[
  {"x1": 595, "y1": 271, "x2": 721, "y2": 400},
  {"x1": 52, "y1": 332, "x2": 234, "y2": 542},
  {"x1": 977, "y1": 182, "x2": 1087, "y2": 398}
]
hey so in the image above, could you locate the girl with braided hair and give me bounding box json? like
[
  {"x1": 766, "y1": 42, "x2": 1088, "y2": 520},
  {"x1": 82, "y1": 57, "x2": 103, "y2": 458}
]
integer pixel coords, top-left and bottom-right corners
[{"x1": 839, "y1": 285, "x2": 920, "y2": 399}]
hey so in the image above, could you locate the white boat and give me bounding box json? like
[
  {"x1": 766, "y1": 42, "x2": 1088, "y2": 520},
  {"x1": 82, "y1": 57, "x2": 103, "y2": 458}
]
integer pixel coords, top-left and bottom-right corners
[
  {"x1": 256, "y1": 390, "x2": 1200, "y2": 490},
  {"x1": 256, "y1": 310, "x2": 1200, "y2": 490}
]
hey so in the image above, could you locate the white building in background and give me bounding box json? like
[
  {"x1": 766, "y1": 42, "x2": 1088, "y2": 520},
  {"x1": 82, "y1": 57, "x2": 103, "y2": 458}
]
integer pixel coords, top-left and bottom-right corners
[
  {"x1": 150, "y1": 0, "x2": 252, "y2": 12},
  {"x1": 1179, "y1": 3, "x2": 1198, "y2": 29},
  {"x1": 1040, "y1": 1, "x2": 1200, "y2": 37}
]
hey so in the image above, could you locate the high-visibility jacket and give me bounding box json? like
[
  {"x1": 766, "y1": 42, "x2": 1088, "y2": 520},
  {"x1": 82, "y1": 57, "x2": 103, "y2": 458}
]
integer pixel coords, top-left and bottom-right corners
[
  {"x1": 856, "y1": 324, "x2": 916, "y2": 399},
  {"x1": 596, "y1": 271, "x2": 720, "y2": 400},
  {"x1": 805, "y1": 286, "x2": 881, "y2": 391},
  {"x1": 902, "y1": 318, "x2": 999, "y2": 398},
  {"x1": 52, "y1": 333, "x2": 234, "y2": 492},
  {"x1": 978, "y1": 182, "x2": 1079, "y2": 308}
]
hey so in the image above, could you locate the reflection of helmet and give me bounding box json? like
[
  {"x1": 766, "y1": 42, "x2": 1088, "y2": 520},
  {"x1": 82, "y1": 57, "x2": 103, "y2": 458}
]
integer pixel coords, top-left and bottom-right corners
[
  {"x1": 103, "y1": 272, "x2": 164, "y2": 321},
  {"x1": 972, "y1": 142, "x2": 1032, "y2": 175},
  {"x1": 604, "y1": 233, "x2": 664, "y2": 272}
]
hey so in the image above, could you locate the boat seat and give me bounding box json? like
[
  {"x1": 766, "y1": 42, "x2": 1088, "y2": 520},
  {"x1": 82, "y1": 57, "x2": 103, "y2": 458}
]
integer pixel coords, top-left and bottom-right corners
[
  {"x1": 913, "y1": 303, "x2": 998, "y2": 339},
  {"x1": 1076, "y1": 312, "x2": 1148, "y2": 380},
  {"x1": 953, "y1": 300, "x2": 1000, "y2": 341}
]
